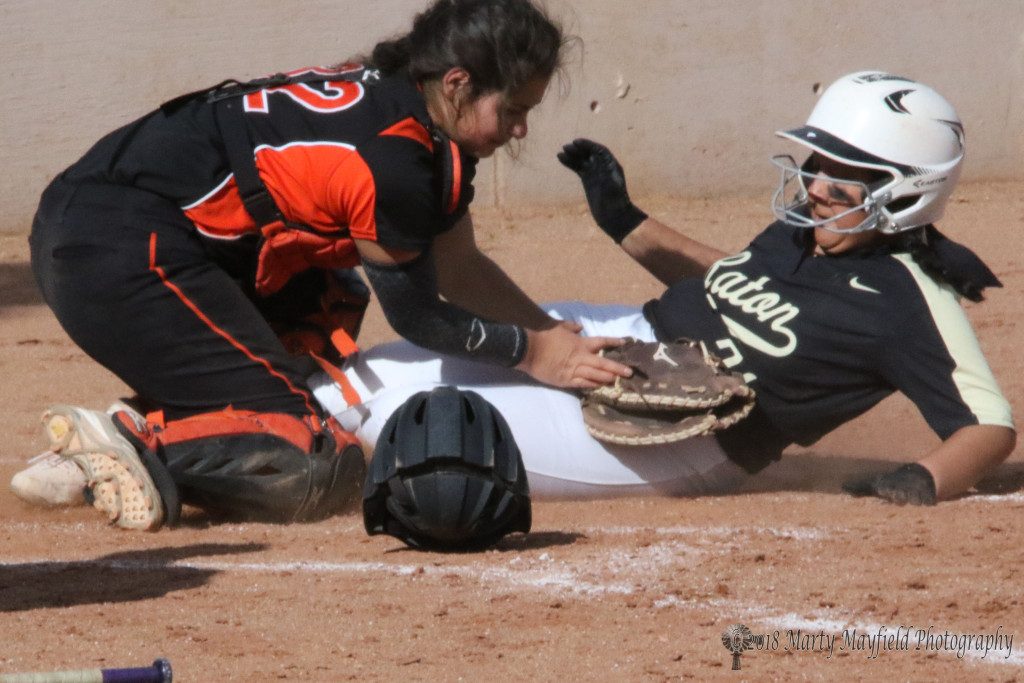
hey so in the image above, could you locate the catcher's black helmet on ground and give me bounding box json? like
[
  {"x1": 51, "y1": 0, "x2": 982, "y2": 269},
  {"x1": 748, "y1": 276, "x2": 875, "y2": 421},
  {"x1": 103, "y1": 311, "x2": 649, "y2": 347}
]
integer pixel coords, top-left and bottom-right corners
[{"x1": 362, "y1": 386, "x2": 531, "y2": 550}]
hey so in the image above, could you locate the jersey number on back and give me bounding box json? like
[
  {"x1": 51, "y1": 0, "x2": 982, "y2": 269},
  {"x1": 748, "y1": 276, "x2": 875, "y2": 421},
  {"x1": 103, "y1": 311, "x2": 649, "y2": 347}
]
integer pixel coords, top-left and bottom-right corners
[{"x1": 244, "y1": 67, "x2": 365, "y2": 114}]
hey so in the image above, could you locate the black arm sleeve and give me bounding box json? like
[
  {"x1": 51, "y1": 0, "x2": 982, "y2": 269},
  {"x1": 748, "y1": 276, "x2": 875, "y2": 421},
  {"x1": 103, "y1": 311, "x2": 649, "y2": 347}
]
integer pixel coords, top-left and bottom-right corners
[{"x1": 362, "y1": 251, "x2": 528, "y2": 367}]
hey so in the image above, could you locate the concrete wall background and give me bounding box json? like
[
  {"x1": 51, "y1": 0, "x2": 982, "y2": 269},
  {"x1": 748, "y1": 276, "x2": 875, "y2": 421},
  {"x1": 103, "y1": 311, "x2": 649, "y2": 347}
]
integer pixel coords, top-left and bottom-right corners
[{"x1": 2, "y1": 0, "x2": 1022, "y2": 233}]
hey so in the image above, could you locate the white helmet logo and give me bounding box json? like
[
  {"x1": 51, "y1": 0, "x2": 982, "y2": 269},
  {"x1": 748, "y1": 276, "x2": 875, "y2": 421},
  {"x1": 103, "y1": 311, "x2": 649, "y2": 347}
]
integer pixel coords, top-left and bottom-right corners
[{"x1": 884, "y1": 90, "x2": 915, "y2": 114}]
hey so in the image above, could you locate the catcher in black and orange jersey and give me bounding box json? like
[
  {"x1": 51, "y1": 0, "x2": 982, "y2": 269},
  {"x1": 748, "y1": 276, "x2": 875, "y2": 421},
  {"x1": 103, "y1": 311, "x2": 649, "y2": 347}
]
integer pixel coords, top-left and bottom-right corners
[{"x1": 26, "y1": 0, "x2": 630, "y2": 531}]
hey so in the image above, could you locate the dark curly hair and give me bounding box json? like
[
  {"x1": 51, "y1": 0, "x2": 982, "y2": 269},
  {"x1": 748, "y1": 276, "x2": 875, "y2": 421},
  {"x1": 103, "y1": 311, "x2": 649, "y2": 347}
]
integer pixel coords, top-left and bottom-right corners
[
  {"x1": 364, "y1": 0, "x2": 571, "y2": 98},
  {"x1": 896, "y1": 225, "x2": 986, "y2": 302}
]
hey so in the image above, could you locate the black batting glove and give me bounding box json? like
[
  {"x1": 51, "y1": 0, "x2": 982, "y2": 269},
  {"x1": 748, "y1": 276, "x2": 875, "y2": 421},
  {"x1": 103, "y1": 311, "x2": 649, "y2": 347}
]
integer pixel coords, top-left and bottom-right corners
[
  {"x1": 557, "y1": 138, "x2": 648, "y2": 243},
  {"x1": 842, "y1": 463, "x2": 937, "y2": 506}
]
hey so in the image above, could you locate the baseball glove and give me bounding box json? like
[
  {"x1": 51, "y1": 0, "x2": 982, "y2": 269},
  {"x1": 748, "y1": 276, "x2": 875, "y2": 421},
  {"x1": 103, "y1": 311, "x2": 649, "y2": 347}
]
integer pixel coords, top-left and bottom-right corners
[{"x1": 581, "y1": 338, "x2": 755, "y2": 446}]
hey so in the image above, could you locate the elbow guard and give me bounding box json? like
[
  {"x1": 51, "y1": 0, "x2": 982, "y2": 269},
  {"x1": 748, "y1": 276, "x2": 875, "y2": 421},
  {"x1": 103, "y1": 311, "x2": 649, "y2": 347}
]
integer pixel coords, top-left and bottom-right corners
[{"x1": 362, "y1": 253, "x2": 527, "y2": 367}]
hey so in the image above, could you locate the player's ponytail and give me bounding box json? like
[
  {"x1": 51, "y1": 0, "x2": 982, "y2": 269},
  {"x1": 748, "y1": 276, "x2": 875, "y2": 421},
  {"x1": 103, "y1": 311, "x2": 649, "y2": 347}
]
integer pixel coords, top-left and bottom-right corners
[
  {"x1": 366, "y1": 35, "x2": 413, "y2": 76},
  {"x1": 898, "y1": 225, "x2": 998, "y2": 303}
]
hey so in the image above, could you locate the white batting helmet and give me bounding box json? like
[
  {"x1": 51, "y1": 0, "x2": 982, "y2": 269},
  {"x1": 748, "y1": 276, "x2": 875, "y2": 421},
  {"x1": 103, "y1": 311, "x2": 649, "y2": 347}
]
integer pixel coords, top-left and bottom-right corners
[{"x1": 771, "y1": 71, "x2": 965, "y2": 233}]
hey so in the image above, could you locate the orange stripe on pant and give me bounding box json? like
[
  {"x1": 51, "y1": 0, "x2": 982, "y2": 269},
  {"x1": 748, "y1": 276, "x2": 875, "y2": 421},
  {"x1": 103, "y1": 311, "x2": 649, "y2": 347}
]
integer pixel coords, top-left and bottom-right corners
[{"x1": 147, "y1": 233, "x2": 320, "y2": 416}]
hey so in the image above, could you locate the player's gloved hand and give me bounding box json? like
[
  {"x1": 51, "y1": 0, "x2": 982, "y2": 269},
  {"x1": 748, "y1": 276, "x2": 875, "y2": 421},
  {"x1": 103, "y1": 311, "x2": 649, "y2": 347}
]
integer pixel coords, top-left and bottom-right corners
[
  {"x1": 841, "y1": 463, "x2": 937, "y2": 506},
  {"x1": 557, "y1": 138, "x2": 648, "y2": 243}
]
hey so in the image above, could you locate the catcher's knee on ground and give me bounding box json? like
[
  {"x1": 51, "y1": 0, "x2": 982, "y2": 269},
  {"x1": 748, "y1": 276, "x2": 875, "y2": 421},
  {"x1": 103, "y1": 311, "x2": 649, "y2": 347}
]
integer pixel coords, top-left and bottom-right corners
[{"x1": 116, "y1": 408, "x2": 366, "y2": 523}]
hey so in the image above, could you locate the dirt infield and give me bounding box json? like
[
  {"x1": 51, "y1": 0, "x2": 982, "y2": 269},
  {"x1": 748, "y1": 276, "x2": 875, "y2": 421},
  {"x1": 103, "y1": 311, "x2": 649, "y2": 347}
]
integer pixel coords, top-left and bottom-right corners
[{"x1": 1, "y1": 185, "x2": 1021, "y2": 681}]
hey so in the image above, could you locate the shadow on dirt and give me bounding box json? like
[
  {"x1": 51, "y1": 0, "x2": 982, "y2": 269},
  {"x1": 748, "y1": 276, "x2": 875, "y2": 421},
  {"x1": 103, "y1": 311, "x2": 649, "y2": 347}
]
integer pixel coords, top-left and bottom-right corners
[
  {"x1": 972, "y1": 462, "x2": 1024, "y2": 494},
  {"x1": 0, "y1": 263, "x2": 43, "y2": 309},
  {"x1": 0, "y1": 542, "x2": 268, "y2": 612},
  {"x1": 738, "y1": 453, "x2": 1024, "y2": 498},
  {"x1": 494, "y1": 530, "x2": 586, "y2": 551},
  {"x1": 380, "y1": 530, "x2": 585, "y2": 556}
]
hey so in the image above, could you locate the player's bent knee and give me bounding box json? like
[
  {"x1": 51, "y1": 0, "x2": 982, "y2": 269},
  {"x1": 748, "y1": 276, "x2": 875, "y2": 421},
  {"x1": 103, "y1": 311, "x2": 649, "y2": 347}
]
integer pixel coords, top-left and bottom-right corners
[{"x1": 124, "y1": 408, "x2": 366, "y2": 523}]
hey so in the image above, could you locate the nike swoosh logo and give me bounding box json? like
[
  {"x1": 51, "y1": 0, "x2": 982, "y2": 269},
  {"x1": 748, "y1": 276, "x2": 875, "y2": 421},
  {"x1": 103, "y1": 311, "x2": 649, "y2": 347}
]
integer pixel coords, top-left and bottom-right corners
[
  {"x1": 849, "y1": 277, "x2": 881, "y2": 294},
  {"x1": 466, "y1": 318, "x2": 487, "y2": 351}
]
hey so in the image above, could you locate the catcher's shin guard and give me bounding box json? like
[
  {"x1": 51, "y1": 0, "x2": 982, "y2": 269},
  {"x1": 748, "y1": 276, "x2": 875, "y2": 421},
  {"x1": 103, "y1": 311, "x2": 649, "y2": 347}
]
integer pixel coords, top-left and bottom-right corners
[{"x1": 114, "y1": 408, "x2": 365, "y2": 523}]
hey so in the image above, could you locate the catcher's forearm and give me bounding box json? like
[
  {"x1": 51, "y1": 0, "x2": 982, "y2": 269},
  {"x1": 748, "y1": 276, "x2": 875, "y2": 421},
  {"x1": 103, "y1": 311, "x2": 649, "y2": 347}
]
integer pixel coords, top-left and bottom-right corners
[
  {"x1": 440, "y1": 249, "x2": 553, "y2": 329},
  {"x1": 918, "y1": 424, "x2": 1016, "y2": 500},
  {"x1": 433, "y1": 213, "x2": 554, "y2": 330},
  {"x1": 619, "y1": 218, "x2": 729, "y2": 286}
]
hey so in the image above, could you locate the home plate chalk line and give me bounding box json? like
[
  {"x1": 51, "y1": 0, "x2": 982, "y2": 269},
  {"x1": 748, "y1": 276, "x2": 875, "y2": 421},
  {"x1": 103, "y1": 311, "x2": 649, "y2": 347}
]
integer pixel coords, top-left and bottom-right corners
[
  {"x1": 2, "y1": 520, "x2": 1020, "y2": 669},
  {"x1": 0, "y1": 522, "x2": 824, "y2": 598}
]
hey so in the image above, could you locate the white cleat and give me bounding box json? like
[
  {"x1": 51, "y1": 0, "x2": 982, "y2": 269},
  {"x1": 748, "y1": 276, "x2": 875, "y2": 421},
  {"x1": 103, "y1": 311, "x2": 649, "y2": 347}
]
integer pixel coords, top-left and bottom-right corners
[
  {"x1": 10, "y1": 450, "x2": 89, "y2": 507},
  {"x1": 42, "y1": 404, "x2": 164, "y2": 531}
]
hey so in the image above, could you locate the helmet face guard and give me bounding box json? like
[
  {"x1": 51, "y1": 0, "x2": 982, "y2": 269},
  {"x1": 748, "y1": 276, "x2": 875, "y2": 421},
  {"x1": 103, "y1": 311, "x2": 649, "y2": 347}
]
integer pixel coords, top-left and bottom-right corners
[
  {"x1": 770, "y1": 153, "x2": 891, "y2": 234},
  {"x1": 772, "y1": 72, "x2": 965, "y2": 234}
]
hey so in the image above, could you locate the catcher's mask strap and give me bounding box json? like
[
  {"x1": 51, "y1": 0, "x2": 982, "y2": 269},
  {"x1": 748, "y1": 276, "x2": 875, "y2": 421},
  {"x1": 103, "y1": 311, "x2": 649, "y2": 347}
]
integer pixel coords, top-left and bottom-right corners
[
  {"x1": 431, "y1": 132, "x2": 462, "y2": 216},
  {"x1": 212, "y1": 98, "x2": 285, "y2": 231}
]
